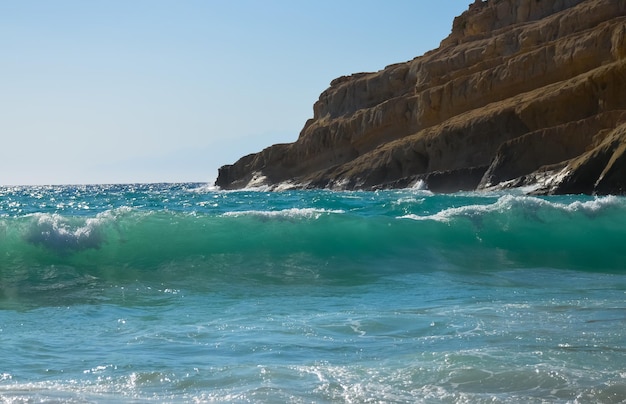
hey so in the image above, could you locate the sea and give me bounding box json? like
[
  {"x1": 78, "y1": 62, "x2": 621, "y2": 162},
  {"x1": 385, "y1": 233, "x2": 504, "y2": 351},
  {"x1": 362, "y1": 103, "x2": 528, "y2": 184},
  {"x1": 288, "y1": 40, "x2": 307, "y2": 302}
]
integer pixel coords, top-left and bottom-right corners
[{"x1": 0, "y1": 183, "x2": 625, "y2": 403}]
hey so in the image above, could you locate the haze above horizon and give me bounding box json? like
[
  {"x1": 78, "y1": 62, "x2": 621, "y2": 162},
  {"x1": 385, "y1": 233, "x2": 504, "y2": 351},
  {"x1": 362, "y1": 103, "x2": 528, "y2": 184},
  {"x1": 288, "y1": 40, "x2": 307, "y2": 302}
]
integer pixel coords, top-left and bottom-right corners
[{"x1": 1, "y1": 1, "x2": 469, "y2": 186}]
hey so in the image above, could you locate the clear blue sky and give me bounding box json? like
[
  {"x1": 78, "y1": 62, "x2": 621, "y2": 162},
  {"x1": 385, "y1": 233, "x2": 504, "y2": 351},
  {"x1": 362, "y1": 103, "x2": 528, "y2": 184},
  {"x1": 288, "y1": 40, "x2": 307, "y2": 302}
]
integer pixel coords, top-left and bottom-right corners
[{"x1": 1, "y1": 1, "x2": 469, "y2": 185}]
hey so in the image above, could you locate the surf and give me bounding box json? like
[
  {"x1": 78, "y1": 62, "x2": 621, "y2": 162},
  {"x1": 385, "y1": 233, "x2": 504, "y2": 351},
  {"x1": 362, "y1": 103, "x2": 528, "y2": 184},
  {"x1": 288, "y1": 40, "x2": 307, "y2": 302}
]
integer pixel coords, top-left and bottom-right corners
[
  {"x1": 1, "y1": 192, "x2": 625, "y2": 281},
  {"x1": 1, "y1": 184, "x2": 626, "y2": 402}
]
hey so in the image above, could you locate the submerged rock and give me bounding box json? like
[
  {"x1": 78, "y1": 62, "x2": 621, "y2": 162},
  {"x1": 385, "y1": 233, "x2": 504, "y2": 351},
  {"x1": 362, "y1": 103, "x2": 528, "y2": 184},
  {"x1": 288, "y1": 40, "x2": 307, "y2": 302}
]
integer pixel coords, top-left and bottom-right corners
[{"x1": 216, "y1": 0, "x2": 626, "y2": 194}]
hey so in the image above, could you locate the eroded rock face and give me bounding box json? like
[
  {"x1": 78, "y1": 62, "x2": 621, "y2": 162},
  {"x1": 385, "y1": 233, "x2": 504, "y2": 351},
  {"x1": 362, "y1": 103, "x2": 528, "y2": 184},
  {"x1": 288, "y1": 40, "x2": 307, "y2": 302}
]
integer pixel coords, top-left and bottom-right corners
[{"x1": 216, "y1": 0, "x2": 626, "y2": 194}]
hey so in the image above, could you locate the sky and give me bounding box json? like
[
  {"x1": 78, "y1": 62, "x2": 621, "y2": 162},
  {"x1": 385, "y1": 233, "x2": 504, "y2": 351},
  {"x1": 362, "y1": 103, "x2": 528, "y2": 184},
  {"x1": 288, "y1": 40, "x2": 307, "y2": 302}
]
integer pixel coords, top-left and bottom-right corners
[{"x1": 1, "y1": 1, "x2": 470, "y2": 185}]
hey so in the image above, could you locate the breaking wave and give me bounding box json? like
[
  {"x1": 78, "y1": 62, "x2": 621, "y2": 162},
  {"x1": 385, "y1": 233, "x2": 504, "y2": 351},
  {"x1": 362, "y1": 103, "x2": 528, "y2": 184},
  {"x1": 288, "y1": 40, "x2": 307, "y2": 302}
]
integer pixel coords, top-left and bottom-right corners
[{"x1": 1, "y1": 194, "x2": 625, "y2": 287}]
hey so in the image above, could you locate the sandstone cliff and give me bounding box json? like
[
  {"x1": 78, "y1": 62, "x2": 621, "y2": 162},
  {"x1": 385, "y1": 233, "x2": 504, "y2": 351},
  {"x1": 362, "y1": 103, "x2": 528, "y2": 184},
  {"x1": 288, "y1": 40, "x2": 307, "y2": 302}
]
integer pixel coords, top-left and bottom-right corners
[{"x1": 216, "y1": 0, "x2": 626, "y2": 194}]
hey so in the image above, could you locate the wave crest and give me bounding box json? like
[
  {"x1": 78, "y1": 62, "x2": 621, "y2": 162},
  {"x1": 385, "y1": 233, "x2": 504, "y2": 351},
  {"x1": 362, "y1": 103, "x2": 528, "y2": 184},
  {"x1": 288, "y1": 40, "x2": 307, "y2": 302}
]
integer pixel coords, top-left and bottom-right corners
[
  {"x1": 399, "y1": 195, "x2": 624, "y2": 222},
  {"x1": 222, "y1": 208, "x2": 345, "y2": 220},
  {"x1": 25, "y1": 213, "x2": 105, "y2": 252}
]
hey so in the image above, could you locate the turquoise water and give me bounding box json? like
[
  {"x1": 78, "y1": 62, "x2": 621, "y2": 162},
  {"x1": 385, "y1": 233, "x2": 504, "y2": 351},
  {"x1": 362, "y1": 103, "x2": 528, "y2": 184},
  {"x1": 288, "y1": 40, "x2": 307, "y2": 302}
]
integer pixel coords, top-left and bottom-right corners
[{"x1": 1, "y1": 184, "x2": 625, "y2": 402}]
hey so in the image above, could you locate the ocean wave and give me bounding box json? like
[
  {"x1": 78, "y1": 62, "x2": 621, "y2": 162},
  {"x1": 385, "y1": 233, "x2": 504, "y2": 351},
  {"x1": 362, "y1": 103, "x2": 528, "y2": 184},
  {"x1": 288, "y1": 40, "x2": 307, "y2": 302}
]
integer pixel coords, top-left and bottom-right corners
[
  {"x1": 19, "y1": 207, "x2": 139, "y2": 253},
  {"x1": 1, "y1": 192, "x2": 625, "y2": 288},
  {"x1": 398, "y1": 194, "x2": 624, "y2": 222},
  {"x1": 24, "y1": 213, "x2": 105, "y2": 252},
  {"x1": 221, "y1": 208, "x2": 345, "y2": 219},
  {"x1": 184, "y1": 183, "x2": 219, "y2": 193},
  {"x1": 4, "y1": 361, "x2": 622, "y2": 403}
]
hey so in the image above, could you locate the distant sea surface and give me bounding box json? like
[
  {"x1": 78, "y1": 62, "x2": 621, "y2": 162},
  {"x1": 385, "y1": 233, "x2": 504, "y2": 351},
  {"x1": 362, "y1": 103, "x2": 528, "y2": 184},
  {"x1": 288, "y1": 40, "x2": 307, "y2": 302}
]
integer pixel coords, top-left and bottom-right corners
[{"x1": 1, "y1": 183, "x2": 625, "y2": 403}]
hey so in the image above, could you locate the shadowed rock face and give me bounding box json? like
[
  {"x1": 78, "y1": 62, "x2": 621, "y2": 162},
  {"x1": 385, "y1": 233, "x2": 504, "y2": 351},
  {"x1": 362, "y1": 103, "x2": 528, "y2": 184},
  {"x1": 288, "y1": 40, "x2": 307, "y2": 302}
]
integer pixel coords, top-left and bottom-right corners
[{"x1": 216, "y1": 0, "x2": 626, "y2": 194}]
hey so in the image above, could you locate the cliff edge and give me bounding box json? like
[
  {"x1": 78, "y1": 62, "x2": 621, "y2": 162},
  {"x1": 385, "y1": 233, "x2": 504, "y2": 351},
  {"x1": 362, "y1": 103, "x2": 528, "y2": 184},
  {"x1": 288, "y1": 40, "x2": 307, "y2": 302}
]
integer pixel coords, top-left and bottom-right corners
[{"x1": 216, "y1": 0, "x2": 626, "y2": 194}]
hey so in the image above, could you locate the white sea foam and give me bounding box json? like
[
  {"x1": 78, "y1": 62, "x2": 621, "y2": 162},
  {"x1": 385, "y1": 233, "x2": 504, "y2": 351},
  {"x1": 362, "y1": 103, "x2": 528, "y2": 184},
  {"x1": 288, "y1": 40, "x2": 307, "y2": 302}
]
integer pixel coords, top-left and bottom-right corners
[
  {"x1": 185, "y1": 183, "x2": 219, "y2": 193},
  {"x1": 410, "y1": 179, "x2": 429, "y2": 191},
  {"x1": 393, "y1": 196, "x2": 426, "y2": 205},
  {"x1": 329, "y1": 178, "x2": 351, "y2": 191},
  {"x1": 238, "y1": 179, "x2": 303, "y2": 192},
  {"x1": 399, "y1": 199, "x2": 500, "y2": 222},
  {"x1": 25, "y1": 213, "x2": 105, "y2": 251},
  {"x1": 21, "y1": 207, "x2": 138, "y2": 252},
  {"x1": 559, "y1": 194, "x2": 623, "y2": 213},
  {"x1": 398, "y1": 194, "x2": 624, "y2": 222},
  {"x1": 271, "y1": 180, "x2": 300, "y2": 191},
  {"x1": 246, "y1": 172, "x2": 269, "y2": 189},
  {"x1": 222, "y1": 207, "x2": 345, "y2": 219}
]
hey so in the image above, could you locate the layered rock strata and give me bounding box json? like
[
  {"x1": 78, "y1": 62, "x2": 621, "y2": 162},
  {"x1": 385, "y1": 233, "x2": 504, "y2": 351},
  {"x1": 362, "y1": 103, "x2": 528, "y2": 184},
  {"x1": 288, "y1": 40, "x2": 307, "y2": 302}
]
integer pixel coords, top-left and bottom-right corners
[{"x1": 216, "y1": 0, "x2": 626, "y2": 194}]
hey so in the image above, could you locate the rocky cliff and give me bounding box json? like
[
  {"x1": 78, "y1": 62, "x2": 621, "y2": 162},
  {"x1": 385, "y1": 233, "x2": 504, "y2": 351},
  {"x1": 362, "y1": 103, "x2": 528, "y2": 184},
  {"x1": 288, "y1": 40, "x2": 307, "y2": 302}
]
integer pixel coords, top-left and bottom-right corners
[{"x1": 216, "y1": 0, "x2": 626, "y2": 194}]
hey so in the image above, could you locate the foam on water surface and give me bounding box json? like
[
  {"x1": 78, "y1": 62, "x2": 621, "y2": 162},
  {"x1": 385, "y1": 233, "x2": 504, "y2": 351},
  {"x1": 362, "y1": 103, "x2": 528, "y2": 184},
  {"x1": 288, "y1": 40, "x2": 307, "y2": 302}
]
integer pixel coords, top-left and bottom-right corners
[{"x1": 1, "y1": 184, "x2": 625, "y2": 402}]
